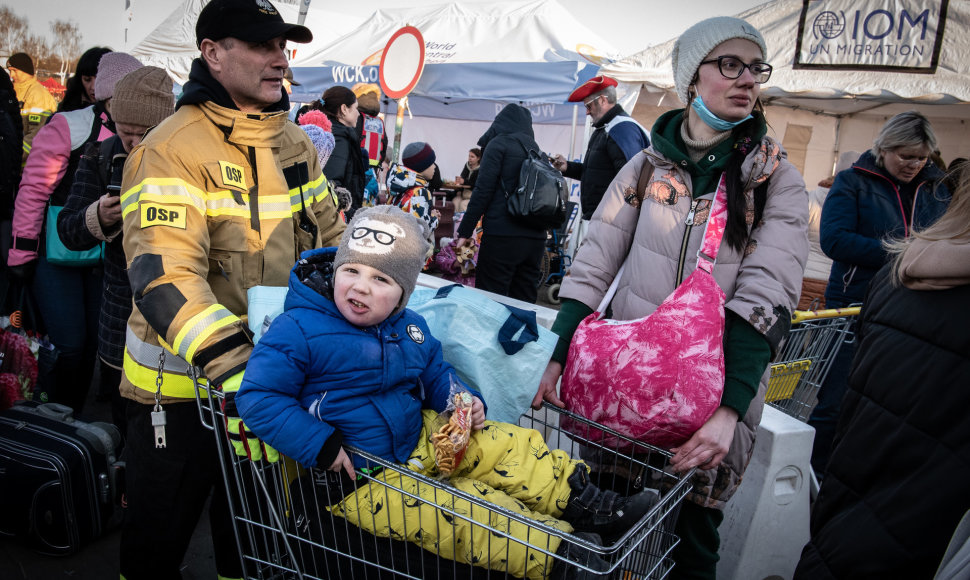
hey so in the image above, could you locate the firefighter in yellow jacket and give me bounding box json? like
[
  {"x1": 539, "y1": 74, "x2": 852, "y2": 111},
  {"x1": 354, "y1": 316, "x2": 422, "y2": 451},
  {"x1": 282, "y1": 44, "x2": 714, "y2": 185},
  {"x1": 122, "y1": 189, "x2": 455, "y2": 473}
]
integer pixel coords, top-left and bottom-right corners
[
  {"x1": 6, "y1": 52, "x2": 57, "y2": 163},
  {"x1": 117, "y1": 1, "x2": 344, "y2": 578}
]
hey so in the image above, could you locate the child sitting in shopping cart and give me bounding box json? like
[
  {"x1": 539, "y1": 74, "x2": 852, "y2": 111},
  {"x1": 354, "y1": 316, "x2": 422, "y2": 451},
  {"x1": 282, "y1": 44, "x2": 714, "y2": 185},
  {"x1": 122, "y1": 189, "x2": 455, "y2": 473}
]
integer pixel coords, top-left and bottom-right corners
[{"x1": 235, "y1": 206, "x2": 658, "y2": 580}]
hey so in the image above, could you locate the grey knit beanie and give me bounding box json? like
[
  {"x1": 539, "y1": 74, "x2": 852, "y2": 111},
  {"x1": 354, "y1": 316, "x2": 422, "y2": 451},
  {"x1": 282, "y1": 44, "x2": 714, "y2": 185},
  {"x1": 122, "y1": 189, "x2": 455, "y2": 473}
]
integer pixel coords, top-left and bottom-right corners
[
  {"x1": 94, "y1": 52, "x2": 143, "y2": 101},
  {"x1": 334, "y1": 206, "x2": 432, "y2": 315},
  {"x1": 110, "y1": 67, "x2": 174, "y2": 128},
  {"x1": 672, "y1": 16, "x2": 767, "y2": 105}
]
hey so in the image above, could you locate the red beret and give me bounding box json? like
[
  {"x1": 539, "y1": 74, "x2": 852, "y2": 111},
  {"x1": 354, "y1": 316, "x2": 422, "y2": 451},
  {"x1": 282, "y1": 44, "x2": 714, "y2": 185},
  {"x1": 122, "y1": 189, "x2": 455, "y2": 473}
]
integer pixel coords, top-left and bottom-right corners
[{"x1": 568, "y1": 75, "x2": 618, "y2": 103}]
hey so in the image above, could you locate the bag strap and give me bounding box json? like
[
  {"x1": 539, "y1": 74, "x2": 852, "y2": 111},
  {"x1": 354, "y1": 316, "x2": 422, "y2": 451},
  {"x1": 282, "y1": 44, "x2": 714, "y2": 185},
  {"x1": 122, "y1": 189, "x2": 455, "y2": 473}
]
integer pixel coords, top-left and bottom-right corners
[
  {"x1": 635, "y1": 158, "x2": 655, "y2": 204},
  {"x1": 695, "y1": 173, "x2": 729, "y2": 273},
  {"x1": 593, "y1": 160, "x2": 654, "y2": 314}
]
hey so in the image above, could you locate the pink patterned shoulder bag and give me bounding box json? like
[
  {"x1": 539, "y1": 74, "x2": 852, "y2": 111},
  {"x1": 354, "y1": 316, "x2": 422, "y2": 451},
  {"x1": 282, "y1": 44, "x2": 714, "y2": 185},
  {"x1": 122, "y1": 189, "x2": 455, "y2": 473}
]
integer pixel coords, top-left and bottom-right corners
[{"x1": 561, "y1": 171, "x2": 730, "y2": 449}]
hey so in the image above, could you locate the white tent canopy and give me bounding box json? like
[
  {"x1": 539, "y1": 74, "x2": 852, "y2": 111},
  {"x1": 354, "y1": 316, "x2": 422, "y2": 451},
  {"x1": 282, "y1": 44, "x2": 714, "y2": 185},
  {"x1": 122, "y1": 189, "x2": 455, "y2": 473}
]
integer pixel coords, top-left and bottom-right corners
[
  {"x1": 131, "y1": 0, "x2": 364, "y2": 85},
  {"x1": 288, "y1": 0, "x2": 619, "y2": 185},
  {"x1": 132, "y1": 0, "x2": 618, "y2": 189},
  {"x1": 604, "y1": 0, "x2": 970, "y2": 186},
  {"x1": 292, "y1": 0, "x2": 616, "y2": 68}
]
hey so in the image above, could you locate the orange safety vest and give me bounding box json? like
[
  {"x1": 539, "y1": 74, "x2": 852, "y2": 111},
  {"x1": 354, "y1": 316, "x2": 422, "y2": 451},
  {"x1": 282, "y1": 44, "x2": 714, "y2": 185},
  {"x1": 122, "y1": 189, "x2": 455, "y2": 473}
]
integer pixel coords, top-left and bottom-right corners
[{"x1": 360, "y1": 113, "x2": 385, "y2": 167}]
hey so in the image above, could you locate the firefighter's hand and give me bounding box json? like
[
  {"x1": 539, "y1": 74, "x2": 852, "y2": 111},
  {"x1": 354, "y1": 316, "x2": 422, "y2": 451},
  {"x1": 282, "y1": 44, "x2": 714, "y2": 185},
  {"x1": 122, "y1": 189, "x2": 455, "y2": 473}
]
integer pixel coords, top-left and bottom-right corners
[
  {"x1": 221, "y1": 371, "x2": 280, "y2": 463},
  {"x1": 333, "y1": 186, "x2": 353, "y2": 212}
]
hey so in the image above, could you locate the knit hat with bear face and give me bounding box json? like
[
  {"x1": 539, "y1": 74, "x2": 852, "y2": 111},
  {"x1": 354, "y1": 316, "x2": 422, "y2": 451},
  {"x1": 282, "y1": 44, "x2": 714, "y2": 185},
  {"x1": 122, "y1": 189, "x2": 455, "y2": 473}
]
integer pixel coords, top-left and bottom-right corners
[{"x1": 334, "y1": 205, "x2": 432, "y2": 315}]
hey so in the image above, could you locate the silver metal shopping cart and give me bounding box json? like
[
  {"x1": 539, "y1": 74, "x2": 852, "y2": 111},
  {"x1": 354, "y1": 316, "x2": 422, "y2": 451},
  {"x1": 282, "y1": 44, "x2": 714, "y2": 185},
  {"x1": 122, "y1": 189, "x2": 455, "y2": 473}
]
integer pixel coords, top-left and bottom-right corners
[
  {"x1": 764, "y1": 306, "x2": 862, "y2": 422},
  {"x1": 195, "y1": 385, "x2": 694, "y2": 580}
]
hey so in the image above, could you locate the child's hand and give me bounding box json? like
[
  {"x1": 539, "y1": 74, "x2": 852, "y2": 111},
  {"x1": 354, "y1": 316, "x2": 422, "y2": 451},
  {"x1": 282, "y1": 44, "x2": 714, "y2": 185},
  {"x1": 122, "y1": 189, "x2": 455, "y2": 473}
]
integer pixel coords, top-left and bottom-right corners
[
  {"x1": 330, "y1": 447, "x2": 355, "y2": 480},
  {"x1": 471, "y1": 396, "x2": 485, "y2": 430}
]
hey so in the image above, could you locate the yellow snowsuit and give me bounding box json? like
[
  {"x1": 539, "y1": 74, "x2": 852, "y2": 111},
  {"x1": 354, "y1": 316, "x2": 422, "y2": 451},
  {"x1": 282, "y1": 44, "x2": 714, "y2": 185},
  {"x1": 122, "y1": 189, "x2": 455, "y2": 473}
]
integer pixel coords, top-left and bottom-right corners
[{"x1": 332, "y1": 411, "x2": 581, "y2": 580}]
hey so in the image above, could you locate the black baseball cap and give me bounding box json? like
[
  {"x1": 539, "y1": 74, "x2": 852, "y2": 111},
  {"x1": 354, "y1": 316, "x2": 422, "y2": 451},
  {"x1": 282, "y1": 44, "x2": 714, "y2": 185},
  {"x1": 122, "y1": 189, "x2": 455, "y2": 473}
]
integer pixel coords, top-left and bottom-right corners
[
  {"x1": 196, "y1": 0, "x2": 313, "y2": 48},
  {"x1": 283, "y1": 68, "x2": 300, "y2": 86}
]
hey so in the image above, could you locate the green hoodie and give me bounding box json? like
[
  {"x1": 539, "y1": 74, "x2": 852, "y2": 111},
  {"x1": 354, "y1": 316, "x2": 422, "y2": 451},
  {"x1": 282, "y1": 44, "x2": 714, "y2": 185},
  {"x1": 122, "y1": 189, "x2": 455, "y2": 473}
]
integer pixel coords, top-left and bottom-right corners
[{"x1": 649, "y1": 109, "x2": 768, "y2": 197}]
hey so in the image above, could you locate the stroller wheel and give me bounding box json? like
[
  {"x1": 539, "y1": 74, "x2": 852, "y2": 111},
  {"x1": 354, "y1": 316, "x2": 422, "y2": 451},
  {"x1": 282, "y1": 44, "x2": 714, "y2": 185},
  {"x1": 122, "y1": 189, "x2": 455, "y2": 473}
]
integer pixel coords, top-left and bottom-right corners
[{"x1": 545, "y1": 283, "x2": 561, "y2": 305}]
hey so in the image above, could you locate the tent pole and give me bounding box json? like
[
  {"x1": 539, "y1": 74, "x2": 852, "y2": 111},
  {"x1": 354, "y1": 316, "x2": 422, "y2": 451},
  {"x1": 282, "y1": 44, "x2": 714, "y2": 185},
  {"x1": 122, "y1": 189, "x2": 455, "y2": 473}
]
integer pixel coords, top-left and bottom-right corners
[
  {"x1": 391, "y1": 97, "x2": 406, "y2": 164},
  {"x1": 570, "y1": 104, "x2": 579, "y2": 160},
  {"x1": 832, "y1": 116, "x2": 843, "y2": 176}
]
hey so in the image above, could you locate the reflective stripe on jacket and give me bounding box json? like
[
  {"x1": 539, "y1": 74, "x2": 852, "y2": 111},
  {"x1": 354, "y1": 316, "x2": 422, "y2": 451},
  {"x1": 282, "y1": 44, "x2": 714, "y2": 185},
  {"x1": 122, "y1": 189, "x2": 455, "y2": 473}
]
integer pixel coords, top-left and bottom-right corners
[
  {"x1": 14, "y1": 77, "x2": 57, "y2": 163},
  {"x1": 120, "y1": 100, "x2": 345, "y2": 404}
]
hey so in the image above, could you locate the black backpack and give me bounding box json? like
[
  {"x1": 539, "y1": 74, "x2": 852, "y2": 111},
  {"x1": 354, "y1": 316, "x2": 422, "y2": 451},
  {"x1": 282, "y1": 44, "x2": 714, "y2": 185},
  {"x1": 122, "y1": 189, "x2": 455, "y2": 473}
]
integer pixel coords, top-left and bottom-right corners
[{"x1": 505, "y1": 140, "x2": 566, "y2": 230}]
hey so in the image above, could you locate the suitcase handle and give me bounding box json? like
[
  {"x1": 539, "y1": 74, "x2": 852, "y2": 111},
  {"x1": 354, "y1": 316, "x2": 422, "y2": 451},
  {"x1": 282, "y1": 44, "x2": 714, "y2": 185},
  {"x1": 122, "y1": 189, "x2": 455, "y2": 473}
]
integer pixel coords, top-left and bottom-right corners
[{"x1": 36, "y1": 403, "x2": 75, "y2": 422}]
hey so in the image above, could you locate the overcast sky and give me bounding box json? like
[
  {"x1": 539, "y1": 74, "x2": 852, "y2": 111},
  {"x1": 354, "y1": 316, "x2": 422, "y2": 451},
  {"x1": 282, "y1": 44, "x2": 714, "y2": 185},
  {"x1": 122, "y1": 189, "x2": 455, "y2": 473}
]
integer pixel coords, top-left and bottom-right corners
[{"x1": 7, "y1": 0, "x2": 765, "y2": 59}]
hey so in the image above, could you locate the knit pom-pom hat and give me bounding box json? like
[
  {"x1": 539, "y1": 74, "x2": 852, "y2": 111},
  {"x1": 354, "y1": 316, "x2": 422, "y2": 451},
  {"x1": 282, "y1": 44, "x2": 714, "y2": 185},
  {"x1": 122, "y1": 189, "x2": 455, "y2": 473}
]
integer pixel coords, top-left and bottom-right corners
[{"x1": 301, "y1": 124, "x2": 336, "y2": 168}]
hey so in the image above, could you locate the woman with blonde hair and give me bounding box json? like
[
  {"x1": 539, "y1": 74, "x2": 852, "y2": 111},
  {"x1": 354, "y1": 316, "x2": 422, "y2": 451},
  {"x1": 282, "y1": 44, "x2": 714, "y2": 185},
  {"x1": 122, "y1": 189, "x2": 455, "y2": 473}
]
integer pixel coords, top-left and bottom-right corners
[
  {"x1": 810, "y1": 110, "x2": 950, "y2": 474},
  {"x1": 796, "y1": 160, "x2": 970, "y2": 580}
]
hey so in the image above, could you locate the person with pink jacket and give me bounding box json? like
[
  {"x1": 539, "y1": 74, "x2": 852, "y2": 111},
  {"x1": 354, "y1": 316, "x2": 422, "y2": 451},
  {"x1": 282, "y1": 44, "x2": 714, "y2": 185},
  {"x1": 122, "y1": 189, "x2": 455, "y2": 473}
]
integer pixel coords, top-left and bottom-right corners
[{"x1": 7, "y1": 52, "x2": 142, "y2": 411}]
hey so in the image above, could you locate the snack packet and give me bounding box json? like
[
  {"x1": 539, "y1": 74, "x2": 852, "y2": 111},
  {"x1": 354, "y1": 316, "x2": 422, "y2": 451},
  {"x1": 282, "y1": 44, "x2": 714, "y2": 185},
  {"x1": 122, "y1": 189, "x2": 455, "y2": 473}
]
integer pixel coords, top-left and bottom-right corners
[{"x1": 431, "y1": 380, "x2": 474, "y2": 476}]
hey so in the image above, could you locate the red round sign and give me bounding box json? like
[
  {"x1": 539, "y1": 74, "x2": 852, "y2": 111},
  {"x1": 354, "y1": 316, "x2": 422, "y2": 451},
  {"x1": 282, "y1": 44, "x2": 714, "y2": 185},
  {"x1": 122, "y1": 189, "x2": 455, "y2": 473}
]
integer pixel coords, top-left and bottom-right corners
[{"x1": 379, "y1": 26, "x2": 426, "y2": 100}]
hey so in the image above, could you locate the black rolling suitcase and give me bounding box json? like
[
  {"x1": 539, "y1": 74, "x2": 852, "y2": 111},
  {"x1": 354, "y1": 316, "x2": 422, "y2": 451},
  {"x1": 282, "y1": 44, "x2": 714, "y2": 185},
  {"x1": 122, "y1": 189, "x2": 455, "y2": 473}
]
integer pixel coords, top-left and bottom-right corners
[{"x1": 0, "y1": 401, "x2": 123, "y2": 554}]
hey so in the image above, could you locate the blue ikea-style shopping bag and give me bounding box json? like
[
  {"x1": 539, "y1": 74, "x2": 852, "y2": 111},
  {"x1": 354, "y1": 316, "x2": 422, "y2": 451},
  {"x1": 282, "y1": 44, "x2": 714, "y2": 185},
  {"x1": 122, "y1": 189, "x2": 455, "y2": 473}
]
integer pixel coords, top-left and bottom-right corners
[{"x1": 408, "y1": 284, "x2": 557, "y2": 424}]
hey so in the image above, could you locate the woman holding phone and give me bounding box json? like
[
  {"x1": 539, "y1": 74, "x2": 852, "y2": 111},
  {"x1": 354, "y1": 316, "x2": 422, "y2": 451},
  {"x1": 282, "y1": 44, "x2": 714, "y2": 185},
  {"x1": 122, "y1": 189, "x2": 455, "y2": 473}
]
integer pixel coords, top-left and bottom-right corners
[{"x1": 56, "y1": 67, "x2": 174, "y2": 437}]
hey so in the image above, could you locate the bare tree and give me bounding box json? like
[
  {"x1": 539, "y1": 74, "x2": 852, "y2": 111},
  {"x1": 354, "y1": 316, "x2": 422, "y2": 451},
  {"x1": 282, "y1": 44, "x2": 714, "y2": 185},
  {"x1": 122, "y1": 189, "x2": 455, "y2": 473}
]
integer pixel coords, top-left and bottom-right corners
[
  {"x1": 0, "y1": 6, "x2": 31, "y2": 57},
  {"x1": 49, "y1": 20, "x2": 81, "y2": 83}
]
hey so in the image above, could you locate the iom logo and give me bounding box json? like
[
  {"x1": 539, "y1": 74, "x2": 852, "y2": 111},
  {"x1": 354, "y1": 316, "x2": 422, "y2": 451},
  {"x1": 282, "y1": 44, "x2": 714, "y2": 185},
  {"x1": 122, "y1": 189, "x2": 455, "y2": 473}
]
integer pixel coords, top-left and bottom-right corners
[{"x1": 813, "y1": 11, "x2": 845, "y2": 39}]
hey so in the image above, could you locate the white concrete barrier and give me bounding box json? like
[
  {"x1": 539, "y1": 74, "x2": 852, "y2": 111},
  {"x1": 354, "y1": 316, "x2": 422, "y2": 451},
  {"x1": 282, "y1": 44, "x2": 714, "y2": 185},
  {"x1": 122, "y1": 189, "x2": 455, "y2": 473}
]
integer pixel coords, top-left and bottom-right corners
[{"x1": 717, "y1": 405, "x2": 815, "y2": 580}]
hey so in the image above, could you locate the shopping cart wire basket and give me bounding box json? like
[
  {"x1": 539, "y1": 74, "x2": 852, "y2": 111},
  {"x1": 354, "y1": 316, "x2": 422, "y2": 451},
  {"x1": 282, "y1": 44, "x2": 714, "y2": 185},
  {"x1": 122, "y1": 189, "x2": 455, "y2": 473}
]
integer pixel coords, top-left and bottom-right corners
[
  {"x1": 195, "y1": 384, "x2": 694, "y2": 580},
  {"x1": 765, "y1": 306, "x2": 861, "y2": 422}
]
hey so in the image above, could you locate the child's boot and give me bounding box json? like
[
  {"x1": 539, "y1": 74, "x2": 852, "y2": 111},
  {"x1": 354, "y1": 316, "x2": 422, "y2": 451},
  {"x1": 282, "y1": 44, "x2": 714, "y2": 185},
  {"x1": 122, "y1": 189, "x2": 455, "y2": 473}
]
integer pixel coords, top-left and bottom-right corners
[
  {"x1": 560, "y1": 465, "x2": 660, "y2": 543},
  {"x1": 551, "y1": 532, "x2": 609, "y2": 579}
]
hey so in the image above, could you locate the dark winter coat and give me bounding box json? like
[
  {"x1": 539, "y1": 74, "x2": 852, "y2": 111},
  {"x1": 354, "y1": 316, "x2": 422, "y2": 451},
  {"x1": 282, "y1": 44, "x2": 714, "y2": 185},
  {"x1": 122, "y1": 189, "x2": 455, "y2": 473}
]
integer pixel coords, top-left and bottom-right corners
[
  {"x1": 456, "y1": 104, "x2": 547, "y2": 240},
  {"x1": 56, "y1": 135, "x2": 128, "y2": 367},
  {"x1": 236, "y1": 247, "x2": 484, "y2": 469},
  {"x1": 795, "y1": 265, "x2": 970, "y2": 579},
  {"x1": 0, "y1": 71, "x2": 23, "y2": 221},
  {"x1": 323, "y1": 121, "x2": 367, "y2": 216},
  {"x1": 562, "y1": 104, "x2": 650, "y2": 220},
  {"x1": 820, "y1": 151, "x2": 948, "y2": 306}
]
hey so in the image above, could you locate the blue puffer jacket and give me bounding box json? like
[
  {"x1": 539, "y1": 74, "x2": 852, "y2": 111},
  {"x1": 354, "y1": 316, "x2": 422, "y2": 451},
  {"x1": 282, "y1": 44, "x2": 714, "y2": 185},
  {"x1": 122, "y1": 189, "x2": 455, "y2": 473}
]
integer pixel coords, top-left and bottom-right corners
[
  {"x1": 236, "y1": 247, "x2": 483, "y2": 468},
  {"x1": 819, "y1": 151, "x2": 948, "y2": 306}
]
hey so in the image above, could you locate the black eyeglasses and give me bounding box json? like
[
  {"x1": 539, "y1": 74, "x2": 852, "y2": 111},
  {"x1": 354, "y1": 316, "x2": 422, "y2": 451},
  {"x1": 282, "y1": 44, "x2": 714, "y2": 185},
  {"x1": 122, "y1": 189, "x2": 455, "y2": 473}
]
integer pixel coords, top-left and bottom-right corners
[
  {"x1": 699, "y1": 56, "x2": 772, "y2": 83},
  {"x1": 351, "y1": 226, "x2": 396, "y2": 245}
]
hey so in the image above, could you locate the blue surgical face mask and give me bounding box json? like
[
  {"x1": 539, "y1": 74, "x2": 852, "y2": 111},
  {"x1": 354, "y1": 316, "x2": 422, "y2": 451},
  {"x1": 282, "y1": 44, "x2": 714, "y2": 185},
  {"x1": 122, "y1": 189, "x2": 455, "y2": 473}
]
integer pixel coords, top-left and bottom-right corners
[{"x1": 690, "y1": 94, "x2": 753, "y2": 131}]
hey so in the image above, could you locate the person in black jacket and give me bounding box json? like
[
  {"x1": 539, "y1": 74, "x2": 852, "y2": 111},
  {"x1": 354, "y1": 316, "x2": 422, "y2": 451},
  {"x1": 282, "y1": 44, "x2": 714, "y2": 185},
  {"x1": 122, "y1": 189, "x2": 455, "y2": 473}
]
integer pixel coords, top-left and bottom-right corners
[
  {"x1": 795, "y1": 165, "x2": 970, "y2": 580},
  {"x1": 56, "y1": 66, "x2": 174, "y2": 432},
  {"x1": 321, "y1": 85, "x2": 366, "y2": 219},
  {"x1": 0, "y1": 68, "x2": 23, "y2": 264},
  {"x1": 809, "y1": 111, "x2": 950, "y2": 474},
  {"x1": 552, "y1": 76, "x2": 650, "y2": 224},
  {"x1": 455, "y1": 103, "x2": 547, "y2": 303}
]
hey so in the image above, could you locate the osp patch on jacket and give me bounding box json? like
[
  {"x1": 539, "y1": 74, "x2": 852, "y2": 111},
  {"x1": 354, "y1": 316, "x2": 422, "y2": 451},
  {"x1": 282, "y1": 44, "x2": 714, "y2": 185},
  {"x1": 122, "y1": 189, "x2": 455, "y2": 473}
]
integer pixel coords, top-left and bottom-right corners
[
  {"x1": 140, "y1": 202, "x2": 186, "y2": 229},
  {"x1": 218, "y1": 160, "x2": 247, "y2": 190}
]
